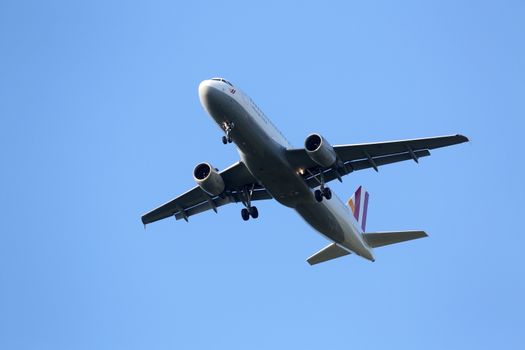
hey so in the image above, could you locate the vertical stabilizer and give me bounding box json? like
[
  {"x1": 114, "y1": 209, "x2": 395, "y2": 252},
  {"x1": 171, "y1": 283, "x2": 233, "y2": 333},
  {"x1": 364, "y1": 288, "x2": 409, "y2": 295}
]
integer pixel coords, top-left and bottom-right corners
[{"x1": 347, "y1": 186, "x2": 369, "y2": 231}]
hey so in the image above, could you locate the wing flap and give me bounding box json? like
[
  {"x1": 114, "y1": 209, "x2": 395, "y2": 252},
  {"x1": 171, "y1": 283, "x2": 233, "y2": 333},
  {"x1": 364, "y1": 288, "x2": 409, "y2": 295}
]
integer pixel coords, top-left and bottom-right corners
[
  {"x1": 174, "y1": 188, "x2": 272, "y2": 220},
  {"x1": 304, "y1": 149, "x2": 430, "y2": 188},
  {"x1": 334, "y1": 134, "x2": 468, "y2": 161},
  {"x1": 363, "y1": 230, "x2": 428, "y2": 248},
  {"x1": 307, "y1": 243, "x2": 351, "y2": 265},
  {"x1": 141, "y1": 186, "x2": 201, "y2": 224},
  {"x1": 346, "y1": 149, "x2": 430, "y2": 171}
]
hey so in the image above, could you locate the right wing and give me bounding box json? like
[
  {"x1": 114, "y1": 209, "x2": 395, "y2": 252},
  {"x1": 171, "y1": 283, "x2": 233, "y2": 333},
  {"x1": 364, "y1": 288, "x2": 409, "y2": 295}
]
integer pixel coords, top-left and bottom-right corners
[
  {"x1": 286, "y1": 134, "x2": 468, "y2": 188},
  {"x1": 141, "y1": 162, "x2": 271, "y2": 225}
]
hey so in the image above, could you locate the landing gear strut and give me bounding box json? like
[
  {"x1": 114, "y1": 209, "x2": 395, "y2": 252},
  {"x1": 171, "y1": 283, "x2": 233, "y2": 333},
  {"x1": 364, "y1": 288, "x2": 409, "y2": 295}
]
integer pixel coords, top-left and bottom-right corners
[
  {"x1": 240, "y1": 184, "x2": 259, "y2": 221},
  {"x1": 314, "y1": 170, "x2": 332, "y2": 202},
  {"x1": 221, "y1": 121, "x2": 234, "y2": 144}
]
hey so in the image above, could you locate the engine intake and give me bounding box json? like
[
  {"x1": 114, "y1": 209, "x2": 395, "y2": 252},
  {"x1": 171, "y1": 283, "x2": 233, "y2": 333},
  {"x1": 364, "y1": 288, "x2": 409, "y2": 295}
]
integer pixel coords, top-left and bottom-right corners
[
  {"x1": 193, "y1": 162, "x2": 225, "y2": 196},
  {"x1": 305, "y1": 133, "x2": 337, "y2": 168}
]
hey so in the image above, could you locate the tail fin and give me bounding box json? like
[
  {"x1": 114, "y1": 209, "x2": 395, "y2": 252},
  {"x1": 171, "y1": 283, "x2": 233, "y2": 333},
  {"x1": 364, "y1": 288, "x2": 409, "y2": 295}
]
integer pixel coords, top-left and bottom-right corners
[{"x1": 347, "y1": 186, "x2": 369, "y2": 231}]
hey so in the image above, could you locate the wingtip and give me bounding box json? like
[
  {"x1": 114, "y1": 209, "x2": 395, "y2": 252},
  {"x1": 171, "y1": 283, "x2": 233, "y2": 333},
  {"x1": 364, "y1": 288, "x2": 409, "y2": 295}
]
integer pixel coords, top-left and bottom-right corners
[{"x1": 456, "y1": 134, "x2": 470, "y2": 143}]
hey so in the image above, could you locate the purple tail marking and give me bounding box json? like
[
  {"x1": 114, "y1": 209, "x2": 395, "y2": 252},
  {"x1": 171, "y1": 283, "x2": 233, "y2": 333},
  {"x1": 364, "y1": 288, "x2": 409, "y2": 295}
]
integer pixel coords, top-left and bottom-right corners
[
  {"x1": 361, "y1": 191, "x2": 369, "y2": 231},
  {"x1": 353, "y1": 186, "x2": 361, "y2": 221}
]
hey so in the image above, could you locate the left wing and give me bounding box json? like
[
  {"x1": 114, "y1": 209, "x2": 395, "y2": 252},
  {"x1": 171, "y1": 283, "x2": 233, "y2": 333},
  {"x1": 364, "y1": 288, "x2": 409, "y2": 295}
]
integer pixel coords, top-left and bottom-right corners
[
  {"x1": 141, "y1": 162, "x2": 271, "y2": 225},
  {"x1": 286, "y1": 134, "x2": 468, "y2": 188}
]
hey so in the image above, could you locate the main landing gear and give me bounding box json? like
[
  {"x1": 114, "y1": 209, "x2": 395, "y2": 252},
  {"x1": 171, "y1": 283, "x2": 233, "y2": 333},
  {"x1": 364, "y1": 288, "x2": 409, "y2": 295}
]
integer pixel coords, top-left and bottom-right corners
[
  {"x1": 241, "y1": 206, "x2": 259, "y2": 221},
  {"x1": 240, "y1": 184, "x2": 259, "y2": 221},
  {"x1": 221, "y1": 121, "x2": 234, "y2": 144},
  {"x1": 314, "y1": 187, "x2": 332, "y2": 202},
  {"x1": 313, "y1": 170, "x2": 332, "y2": 203}
]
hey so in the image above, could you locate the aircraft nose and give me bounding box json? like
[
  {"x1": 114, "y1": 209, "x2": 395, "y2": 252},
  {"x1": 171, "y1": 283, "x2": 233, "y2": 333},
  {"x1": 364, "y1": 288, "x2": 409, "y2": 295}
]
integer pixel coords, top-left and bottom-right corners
[
  {"x1": 198, "y1": 79, "x2": 220, "y2": 109},
  {"x1": 198, "y1": 79, "x2": 211, "y2": 96}
]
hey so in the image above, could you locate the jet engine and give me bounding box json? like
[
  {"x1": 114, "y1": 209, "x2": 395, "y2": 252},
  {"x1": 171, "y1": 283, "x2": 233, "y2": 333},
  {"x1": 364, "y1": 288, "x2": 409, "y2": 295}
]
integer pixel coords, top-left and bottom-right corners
[
  {"x1": 304, "y1": 133, "x2": 337, "y2": 168},
  {"x1": 193, "y1": 162, "x2": 225, "y2": 196}
]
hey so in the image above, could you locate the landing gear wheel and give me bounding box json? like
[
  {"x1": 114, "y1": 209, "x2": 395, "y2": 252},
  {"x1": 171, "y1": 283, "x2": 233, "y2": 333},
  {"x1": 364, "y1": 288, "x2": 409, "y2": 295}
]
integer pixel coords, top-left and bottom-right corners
[
  {"x1": 249, "y1": 206, "x2": 259, "y2": 219},
  {"x1": 323, "y1": 187, "x2": 332, "y2": 200},
  {"x1": 222, "y1": 121, "x2": 234, "y2": 144},
  {"x1": 314, "y1": 189, "x2": 323, "y2": 202},
  {"x1": 241, "y1": 208, "x2": 250, "y2": 221}
]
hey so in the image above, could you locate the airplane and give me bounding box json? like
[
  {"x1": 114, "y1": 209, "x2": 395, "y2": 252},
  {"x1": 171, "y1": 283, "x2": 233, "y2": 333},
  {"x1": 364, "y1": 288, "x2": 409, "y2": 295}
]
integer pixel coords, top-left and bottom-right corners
[{"x1": 141, "y1": 77, "x2": 468, "y2": 265}]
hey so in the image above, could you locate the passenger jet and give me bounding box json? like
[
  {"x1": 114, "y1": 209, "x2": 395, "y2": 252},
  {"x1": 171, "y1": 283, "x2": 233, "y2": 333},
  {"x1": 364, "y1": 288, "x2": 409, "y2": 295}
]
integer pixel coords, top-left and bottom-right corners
[{"x1": 141, "y1": 78, "x2": 468, "y2": 265}]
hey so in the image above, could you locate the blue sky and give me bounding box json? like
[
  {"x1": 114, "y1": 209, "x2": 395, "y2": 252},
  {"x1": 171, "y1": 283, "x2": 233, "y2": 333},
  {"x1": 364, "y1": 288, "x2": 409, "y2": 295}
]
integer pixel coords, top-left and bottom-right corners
[{"x1": 1, "y1": 1, "x2": 524, "y2": 349}]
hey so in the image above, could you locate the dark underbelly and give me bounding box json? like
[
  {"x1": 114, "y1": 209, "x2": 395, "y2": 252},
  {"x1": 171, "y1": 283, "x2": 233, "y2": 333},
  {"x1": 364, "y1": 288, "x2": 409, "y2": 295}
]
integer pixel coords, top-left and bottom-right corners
[
  {"x1": 241, "y1": 151, "x2": 312, "y2": 208},
  {"x1": 295, "y1": 203, "x2": 345, "y2": 243}
]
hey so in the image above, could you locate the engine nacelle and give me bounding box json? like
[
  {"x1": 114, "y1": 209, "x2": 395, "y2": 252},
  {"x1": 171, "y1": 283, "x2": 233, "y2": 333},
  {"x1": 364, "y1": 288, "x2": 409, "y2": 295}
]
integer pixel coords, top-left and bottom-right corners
[
  {"x1": 193, "y1": 162, "x2": 225, "y2": 196},
  {"x1": 304, "y1": 133, "x2": 337, "y2": 168}
]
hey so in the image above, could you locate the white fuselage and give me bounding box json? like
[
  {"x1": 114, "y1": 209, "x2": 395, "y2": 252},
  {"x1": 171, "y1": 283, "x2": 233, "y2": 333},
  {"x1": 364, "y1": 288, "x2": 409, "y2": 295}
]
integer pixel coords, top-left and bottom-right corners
[{"x1": 198, "y1": 79, "x2": 375, "y2": 261}]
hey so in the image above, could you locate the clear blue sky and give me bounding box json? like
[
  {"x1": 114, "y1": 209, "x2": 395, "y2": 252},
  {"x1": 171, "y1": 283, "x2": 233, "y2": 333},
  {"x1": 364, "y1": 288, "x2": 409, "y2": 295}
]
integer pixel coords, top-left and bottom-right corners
[{"x1": 1, "y1": 1, "x2": 524, "y2": 349}]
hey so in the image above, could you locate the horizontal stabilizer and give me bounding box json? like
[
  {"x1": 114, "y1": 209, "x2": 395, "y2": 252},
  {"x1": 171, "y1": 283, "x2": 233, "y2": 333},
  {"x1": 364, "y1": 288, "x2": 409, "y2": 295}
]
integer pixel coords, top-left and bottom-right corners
[
  {"x1": 363, "y1": 230, "x2": 428, "y2": 248},
  {"x1": 307, "y1": 243, "x2": 351, "y2": 265}
]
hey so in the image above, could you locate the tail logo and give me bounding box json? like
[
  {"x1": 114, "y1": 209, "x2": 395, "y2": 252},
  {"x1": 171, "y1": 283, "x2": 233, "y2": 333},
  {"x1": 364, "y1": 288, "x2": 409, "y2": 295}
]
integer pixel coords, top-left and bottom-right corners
[{"x1": 347, "y1": 186, "x2": 369, "y2": 231}]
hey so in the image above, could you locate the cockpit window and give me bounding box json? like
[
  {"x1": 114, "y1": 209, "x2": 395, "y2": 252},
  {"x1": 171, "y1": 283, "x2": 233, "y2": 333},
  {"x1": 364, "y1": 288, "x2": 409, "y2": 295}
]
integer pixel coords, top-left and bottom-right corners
[{"x1": 211, "y1": 77, "x2": 233, "y2": 87}]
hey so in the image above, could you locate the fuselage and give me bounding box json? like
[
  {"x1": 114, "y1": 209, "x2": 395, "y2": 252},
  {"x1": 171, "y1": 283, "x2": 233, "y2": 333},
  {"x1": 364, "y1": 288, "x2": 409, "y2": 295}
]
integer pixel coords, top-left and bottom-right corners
[{"x1": 198, "y1": 78, "x2": 374, "y2": 261}]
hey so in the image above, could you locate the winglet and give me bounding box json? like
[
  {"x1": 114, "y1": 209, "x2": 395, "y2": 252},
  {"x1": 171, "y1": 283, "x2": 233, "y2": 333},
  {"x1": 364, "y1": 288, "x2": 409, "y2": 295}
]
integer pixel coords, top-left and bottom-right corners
[{"x1": 456, "y1": 134, "x2": 469, "y2": 143}]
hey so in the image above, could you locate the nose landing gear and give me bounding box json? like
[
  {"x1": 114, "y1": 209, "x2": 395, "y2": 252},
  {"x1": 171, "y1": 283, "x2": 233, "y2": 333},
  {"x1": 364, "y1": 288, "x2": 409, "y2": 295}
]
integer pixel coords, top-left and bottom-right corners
[{"x1": 221, "y1": 121, "x2": 234, "y2": 144}]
